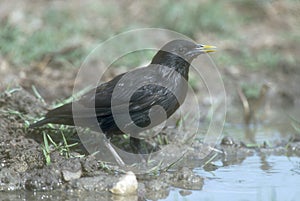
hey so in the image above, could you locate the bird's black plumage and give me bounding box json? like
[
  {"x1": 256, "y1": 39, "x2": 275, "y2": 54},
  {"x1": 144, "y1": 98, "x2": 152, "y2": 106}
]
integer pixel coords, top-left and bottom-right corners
[{"x1": 30, "y1": 39, "x2": 216, "y2": 139}]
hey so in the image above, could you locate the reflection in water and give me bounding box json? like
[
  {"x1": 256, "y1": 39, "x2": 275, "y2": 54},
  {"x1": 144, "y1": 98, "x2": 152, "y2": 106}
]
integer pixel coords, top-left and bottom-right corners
[
  {"x1": 259, "y1": 154, "x2": 272, "y2": 171},
  {"x1": 244, "y1": 125, "x2": 256, "y2": 144},
  {"x1": 177, "y1": 155, "x2": 300, "y2": 201},
  {"x1": 223, "y1": 122, "x2": 294, "y2": 146},
  {"x1": 237, "y1": 83, "x2": 270, "y2": 126}
]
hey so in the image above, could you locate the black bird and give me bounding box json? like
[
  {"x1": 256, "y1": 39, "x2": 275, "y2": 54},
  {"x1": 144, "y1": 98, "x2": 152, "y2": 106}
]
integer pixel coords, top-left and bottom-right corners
[{"x1": 30, "y1": 39, "x2": 216, "y2": 153}]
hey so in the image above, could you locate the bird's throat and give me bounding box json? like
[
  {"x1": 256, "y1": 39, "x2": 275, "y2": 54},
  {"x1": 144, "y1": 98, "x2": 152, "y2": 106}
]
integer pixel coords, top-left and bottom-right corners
[{"x1": 151, "y1": 51, "x2": 190, "y2": 80}]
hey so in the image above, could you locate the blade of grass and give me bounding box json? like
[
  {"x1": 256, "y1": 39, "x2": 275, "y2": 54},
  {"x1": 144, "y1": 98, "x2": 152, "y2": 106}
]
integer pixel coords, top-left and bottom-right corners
[
  {"x1": 43, "y1": 131, "x2": 51, "y2": 165},
  {"x1": 32, "y1": 85, "x2": 46, "y2": 104}
]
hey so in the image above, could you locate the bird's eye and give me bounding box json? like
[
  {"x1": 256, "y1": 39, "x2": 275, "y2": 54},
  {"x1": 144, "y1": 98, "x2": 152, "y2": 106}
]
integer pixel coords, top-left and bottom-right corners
[{"x1": 179, "y1": 47, "x2": 186, "y2": 52}]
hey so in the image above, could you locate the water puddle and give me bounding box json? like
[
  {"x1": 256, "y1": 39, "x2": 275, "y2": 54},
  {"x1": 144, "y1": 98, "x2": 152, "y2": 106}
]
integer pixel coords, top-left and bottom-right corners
[
  {"x1": 222, "y1": 122, "x2": 294, "y2": 145},
  {"x1": 157, "y1": 119, "x2": 300, "y2": 201},
  {"x1": 162, "y1": 155, "x2": 300, "y2": 201}
]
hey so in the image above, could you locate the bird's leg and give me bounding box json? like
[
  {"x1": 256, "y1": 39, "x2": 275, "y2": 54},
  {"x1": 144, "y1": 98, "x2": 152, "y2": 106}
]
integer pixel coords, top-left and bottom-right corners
[
  {"x1": 129, "y1": 136, "x2": 158, "y2": 155},
  {"x1": 103, "y1": 135, "x2": 125, "y2": 167},
  {"x1": 129, "y1": 136, "x2": 150, "y2": 164},
  {"x1": 129, "y1": 136, "x2": 146, "y2": 154}
]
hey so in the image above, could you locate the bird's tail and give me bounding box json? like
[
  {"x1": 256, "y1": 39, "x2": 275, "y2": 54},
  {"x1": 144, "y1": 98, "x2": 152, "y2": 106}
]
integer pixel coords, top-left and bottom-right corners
[
  {"x1": 29, "y1": 118, "x2": 54, "y2": 128},
  {"x1": 29, "y1": 102, "x2": 74, "y2": 128}
]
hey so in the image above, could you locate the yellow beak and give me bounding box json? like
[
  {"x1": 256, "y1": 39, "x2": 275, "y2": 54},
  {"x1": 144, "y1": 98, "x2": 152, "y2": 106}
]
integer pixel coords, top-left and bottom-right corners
[{"x1": 202, "y1": 45, "x2": 217, "y2": 53}]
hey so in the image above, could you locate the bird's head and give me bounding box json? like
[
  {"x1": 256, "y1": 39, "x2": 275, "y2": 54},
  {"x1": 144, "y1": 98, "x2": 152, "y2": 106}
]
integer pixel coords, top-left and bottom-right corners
[
  {"x1": 150, "y1": 39, "x2": 216, "y2": 78},
  {"x1": 156, "y1": 39, "x2": 216, "y2": 63}
]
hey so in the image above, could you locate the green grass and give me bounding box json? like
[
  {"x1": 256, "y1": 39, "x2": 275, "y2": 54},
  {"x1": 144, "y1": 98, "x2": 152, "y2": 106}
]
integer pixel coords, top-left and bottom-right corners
[
  {"x1": 0, "y1": 23, "x2": 86, "y2": 67},
  {"x1": 291, "y1": 117, "x2": 300, "y2": 135},
  {"x1": 41, "y1": 128, "x2": 82, "y2": 165},
  {"x1": 217, "y1": 47, "x2": 284, "y2": 70},
  {"x1": 0, "y1": 87, "x2": 83, "y2": 165},
  {"x1": 0, "y1": 0, "x2": 299, "y2": 74},
  {"x1": 39, "y1": 124, "x2": 118, "y2": 173},
  {"x1": 152, "y1": 0, "x2": 238, "y2": 38},
  {"x1": 293, "y1": 123, "x2": 300, "y2": 134},
  {"x1": 112, "y1": 49, "x2": 155, "y2": 69},
  {"x1": 2, "y1": 0, "x2": 297, "y2": 72},
  {"x1": 42, "y1": 132, "x2": 52, "y2": 165},
  {"x1": 0, "y1": 7, "x2": 87, "y2": 67},
  {"x1": 241, "y1": 83, "x2": 261, "y2": 99}
]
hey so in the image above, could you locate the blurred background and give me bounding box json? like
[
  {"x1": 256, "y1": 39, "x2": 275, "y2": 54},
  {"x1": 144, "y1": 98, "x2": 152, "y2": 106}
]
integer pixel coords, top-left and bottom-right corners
[
  {"x1": 0, "y1": 0, "x2": 300, "y2": 143},
  {"x1": 1, "y1": 1, "x2": 300, "y2": 200}
]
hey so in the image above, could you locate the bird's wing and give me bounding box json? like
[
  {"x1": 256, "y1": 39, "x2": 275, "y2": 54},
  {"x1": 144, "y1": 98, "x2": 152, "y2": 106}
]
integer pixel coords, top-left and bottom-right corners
[
  {"x1": 78, "y1": 73, "x2": 125, "y2": 108},
  {"x1": 72, "y1": 65, "x2": 183, "y2": 118}
]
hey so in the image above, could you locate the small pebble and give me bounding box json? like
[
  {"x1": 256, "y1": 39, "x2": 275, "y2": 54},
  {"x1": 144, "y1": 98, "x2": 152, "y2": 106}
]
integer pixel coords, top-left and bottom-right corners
[
  {"x1": 62, "y1": 169, "x2": 82, "y2": 181},
  {"x1": 221, "y1": 136, "x2": 235, "y2": 145},
  {"x1": 110, "y1": 171, "x2": 138, "y2": 195}
]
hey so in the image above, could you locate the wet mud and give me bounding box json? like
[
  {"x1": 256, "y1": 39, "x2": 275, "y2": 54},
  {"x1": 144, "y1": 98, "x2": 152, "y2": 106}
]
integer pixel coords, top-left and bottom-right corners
[{"x1": 0, "y1": 87, "x2": 300, "y2": 200}]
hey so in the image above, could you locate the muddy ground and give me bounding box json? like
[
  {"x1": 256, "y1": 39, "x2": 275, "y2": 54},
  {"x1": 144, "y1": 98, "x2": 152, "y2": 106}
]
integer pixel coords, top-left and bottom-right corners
[
  {"x1": 1, "y1": 0, "x2": 300, "y2": 200},
  {"x1": 0, "y1": 67, "x2": 300, "y2": 200}
]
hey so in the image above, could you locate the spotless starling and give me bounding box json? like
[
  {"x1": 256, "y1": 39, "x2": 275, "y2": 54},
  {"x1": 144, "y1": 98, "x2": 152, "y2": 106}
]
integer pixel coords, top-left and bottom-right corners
[{"x1": 30, "y1": 39, "x2": 216, "y2": 152}]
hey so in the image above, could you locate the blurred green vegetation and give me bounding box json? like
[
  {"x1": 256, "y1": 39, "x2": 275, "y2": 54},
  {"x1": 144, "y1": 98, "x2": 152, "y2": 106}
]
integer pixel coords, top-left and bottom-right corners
[
  {"x1": 291, "y1": 117, "x2": 300, "y2": 136},
  {"x1": 0, "y1": 0, "x2": 299, "y2": 71},
  {"x1": 152, "y1": 0, "x2": 238, "y2": 38},
  {"x1": 241, "y1": 83, "x2": 261, "y2": 99},
  {"x1": 112, "y1": 50, "x2": 155, "y2": 69},
  {"x1": 217, "y1": 48, "x2": 286, "y2": 70},
  {"x1": 0, "y1": 24, "x2": 86, "y2": 67},
  {"x1": 0, "y1": 8, "x2": 87, "y2": 67}
]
